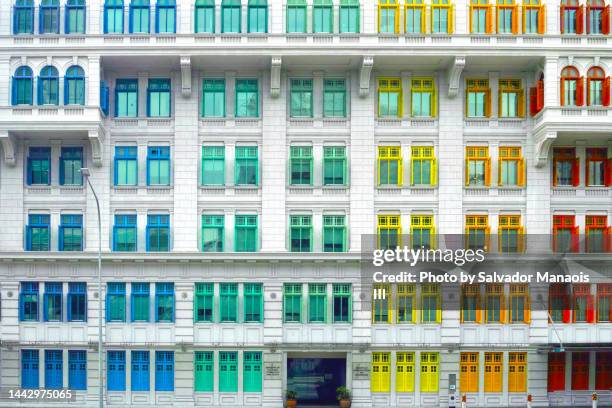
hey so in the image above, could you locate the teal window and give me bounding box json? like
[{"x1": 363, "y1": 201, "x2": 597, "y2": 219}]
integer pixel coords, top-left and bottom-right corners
[
  {"x1": 113, "y1": 214, "x2": 137, "y2": 252},
  {"x1": 235, "y1": 146, "x2": 258, "y2": 185},
  {"x1": 114, "y1": 146, "x2": 138, "y2": 186},
  {"x1": 194, "y1": 351, "x2": 214, "y2": 392},
  {"x1": 323, "y1": 146, "x2": 346, "y2": 185},
  {"x1": 219, "y1": 352, "x2": 238, "y2": 392},
  {"x1": 64, "y1": 66, "x2": 85, "y2": 105},
  {"x1": 195, "y1": 283, "x2": 214, "y2": 322},
  {"x1": 290, "y1": 215, "x2": 312, "y2": 252},
  {"x1": 195, "y1": 0, "x2": 215, "y2": 33},
  {"x1": 323, "y1": 215, "x2": 346, "y2": 252},
  {"x1": 65, "y1": 0, "x2": 86, "y2": 34},
  {"x1": 43, "y1": 282, "x2": 62, "y2": 322},
  {"x1": 201, "y1": 146, "x2": 225, "y2": 185},
  {"x1": 284, "y1": 283, "x2": 302, "y2": 322},
  {"x1": 339, "y1": 0, "x2": 359, "y2": 32},
  {"x1": 290, "y1": 146, "x2": 313, "y2": 185},
  {"x1": 323, "y1": 79, "x2": 347, "y2": 117},
  {"x1": 287, "y1": 0, "x2": 307, "y2": 32},
  {"x1": 131, "y1": 283, "x2": 150, "y2": 322},
  {"x1": 12, "y1": 66, "x2": 33, "y2": 105},
  {"x1": 19, "y1": 282, "x2": 39, "y2": 321},
  {"x1": 106, "y1": 282, "x2": 126, "y2": 322},
  {"x1": 27, "y1": 147, "x2": 50, "y2": 185},
  {"x1": 155, "y1": 0, "x2": 175, "y2": 33},
  {"x1": 222, "y1": 0, "x2": 241, "y2": 33},
  {"x1": 146, "y1": 214, "x2": 170, "y2": 252},
  {"x1": 13, "y1": 0, "x2": 34, "y2": 34},
  {"x1": 40, "y1": 0, "x2": 60, "y2": 34},
  {"x1": 26, "y1": 214, "x2": 50, "y2": 251},
  {"x1": 202, "y1": 215, "x2": 224, "y2": 252},
  {"x1": 309, "y1": 283, "x2": 327, "y2": 322},
  {"x1": 235, "y1": 79, "x2": 259, "y2": 117},
  {"x1": 59, "y1": 214, "x2": 83, "y2": 251},
  {"x1": 244, "y1": 283, "x2": 263, "y2": 322},
  {"x1": 104, "y1": 0, "x2": 124, "y2": 33},
  {"x1": 235, "y1": 215, "x2": 258, "y2": 252},
  {"x1": 313, "y1": 0, "x2": 333, "y2": 33},
  {"x1": 129, "y1": 0, "x2": 150, "y2": 33},
  {"x1": 115, "y1": 79, "x2": 138, "y2": 117},
  {"x1": 155, "y1": 282, "x2": 174, "y2": 322},
  {"x1": 147, "y1": 78, "x2": 171, "y2": 117},
  {"x1": 333, "y1": 283, "x2": 352, "y2": 322},
  {"x1": 219, "y1": 283, "x2": 238, "y2": 322},
  {"x1": 290, "y1": 79, "x2": 313, "y2": 117},
  {"x1": 243, "y1": 352, "x2": 262, "y2": 392},
  {"x1": 147, "y1": 146, "x2": 170, "y2": 186},
  {"x1": 202, "y1": 79, "x2": 225, "y2": 117},
  {"x1": 248, "y1": 0, "x2": 268, "y2": 32},
  {"x1": 38, "y1": 65, "x2": 59, "y2": 105}
]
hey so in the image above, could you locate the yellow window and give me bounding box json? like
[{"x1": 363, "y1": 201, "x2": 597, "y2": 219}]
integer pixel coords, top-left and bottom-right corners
[
  {"x1": 405, "y1": 0, "x2": 426, "y2": 33},
  {"x1": 378, "y1": 78, "x2": 403, "y2": 117},
  {"x1": 470, "y1": 0, "x2": 493, "y2": 33},
  {"x1": 411, "y1": 78, "x2": 437, "y2": 117},
  {"x1": 411, "y1": 146, "x2": 437, "y2": 186},
  {"x1": 460, "y1": 352, "x2": 479, "y2": 393},
  {"x1": 371, "y1": 352, "x2": 391, "y2": 392},
  {"x1": 396, "y1": 352, "x2": 415, "y2": 392},
  {"x1": 397, "y1": 284, "x2": 416, "y2": 323},
  {"x1": 497, "y1": 0, "x2": 518, "y2": 34},
  {"x1": 377, "y1": 214, "x2": 402, "y2": 250},
  {"x1": 461, "y1": 284, "x2": 482, "y2": 323},
  {"x1": 420, "y1": 352, "x2": 440, "y2": 392},
  {"x1": 498, "y1": 214, "x2": 524, "y2": 253},
  {"x1": 499, "y1": 79, "x2": 525, "y2": 118},
  {"x1": 465, "y1": 146, "x2": 491, "y2": 187},
  {"x1": 509, "y1": 284, "x2": 530, "y2": 323},
  {"x1": 485, "y1": 284, "x2": 505, "y2": 323},
  {"x1": 466, "y1": 79, "x2": 491, "y2": 117},
  {"x1": 498, "y1": 146, "x2": 525, "y2": 187},
  {"x1": 410, "y1": 215, "x2": 435, "y2": 250},
  {"x1": 508, "y1": 352, "x2": 527, "y2": 392},
  {"x1": 422, "y1": 284, "x2": 441, "y2": 323},
  {"x1": 378, "y1": 0, "x2": 400, "y2": 33},
  {"x1": 465, "y1": 215, "x2": 490, "y2": 251},
  {"x1": 484, "y1": 352, "x2": 503, "y2": 392},
  {"x1": 522, "y1": 0, "x2": 545, "y2": 34},
  {"x1": 373, "y1": 283, "x2": 393, "y2": 323},
  {"x1": 431, "y1": 0, "x2": 454, "y2": 33},
  {"x1": 378, "y1": 146, "x2": 403, "y2": 186}
]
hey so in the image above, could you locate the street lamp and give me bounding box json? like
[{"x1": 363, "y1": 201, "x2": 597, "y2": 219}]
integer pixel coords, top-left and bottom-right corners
[{"x1": 80, "y1": 168, "x2": 104, "y2": 408}]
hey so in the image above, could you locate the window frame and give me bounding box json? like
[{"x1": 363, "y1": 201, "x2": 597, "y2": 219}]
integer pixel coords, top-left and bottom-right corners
[
  {"x1": 498, "y1": 214, "x2": 524, "y2": 253},
  {"x1": 147, "y1": 146, "x2": 171, "y2": 186},
  {"x1": 377, "y1": 214, "x2": 401, "y2": 250},
  {"x1": 131, "y1": 350, "x2": 150, "y2": 391},
  {"x1": 12, "y1": 66, "x2": 33, "y2": 105},
  {"x1": 64, "y1": 66, "x2": 86, "y2": 105},
  {"x1": 13, "y1": 0, "x2": 35, "y2": 34},
  {"x1": 59, "y1": 214, "x2": 83, "y2": 252},
  {"x1": 466, "y1": 78, "x2": 491, "y2": 117},
  {"x1": 290, "y1": 215, "x2": 312, "y2": 252},
  {"x1": 65, "y1": 0, "x2": 86, "y2": 34},
  {"x1": 202, "y1": 214, "x2": 224, "y2": 252},
  {"x1": 146, "y1": 78, "x2": 171, "y2": 117},
  {"x1": 130, "y1": 282, "x2": 150, "y2": 322},
  {"x1": 465, "y1": 146, "x2": 491, "y2": 187},
  {"x1": 377, "y1": 78, "x2": 402, "y2": 117},
  {"x1": 155, "y1": 282, "x2": 175, "y2": 323},
  {"x1": 26, "y1": 214, "x2": 51, "y2": 251},
  {"x1": 113, "y1": 213, "x2": 137, "y2": 252},
  {"x1": 195, "y1": 283, "x2": 214, "y2": 323},
  {"x1": 155, "y1": 0, "x2": 176, "y2": 33}
]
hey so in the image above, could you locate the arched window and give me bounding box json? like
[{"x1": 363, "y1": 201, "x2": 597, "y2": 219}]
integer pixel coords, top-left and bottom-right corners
[
  {"x1": 560, "y1": 66, "x2": 583, "y2": 106},
  {"x1": 40, "y1": 0, "x2": 60, "y2": 34},
  {"x1": 587, "y1": 66, "x2": 610, "y2": 106},
  {"x1": 156, "y1": 0, "x2": 176, "y2": 33},
  {"x1": 38, "y1": 66, "x2": 59, "y2": 105},
  {"x1": 65, "y1": 66, "x2": 85, "y2": 105},
  {"x1": 130, "y1": 0, "x2": 150, "y2": 33},
  {"x1": 13, "y1": 0, "x2": 34, "y2": 34},
  {"x1": 561, "y1": 0, "x2": 584, "y2": 34},
  {"x1": 12, "y1": 66, "x2": 33, "y2": 105},
  {"x1": 104, "y1": 0, "x2": 124, "y2": 33},
  {"x1": 65, "y1": 0, "x2": 86, "y2": 34},
  {"x1": 587, "y1": 0, "x2": 610, "y2": 34}
]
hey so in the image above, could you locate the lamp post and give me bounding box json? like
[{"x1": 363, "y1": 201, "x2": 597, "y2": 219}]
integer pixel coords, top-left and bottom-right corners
[{"x1": 80, "y1": 167, "x2": 104, "y2": 408}]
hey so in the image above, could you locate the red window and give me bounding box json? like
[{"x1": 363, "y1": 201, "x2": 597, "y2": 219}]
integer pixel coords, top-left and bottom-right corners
[
  {"x1": 560, "y1": 66, "x2": 584, "y2": 106},
  {"x1": 553, "y1": 215, "x2": 579, "y2": 253},
  {"x1": 529, "y1": 78, "x2": 544, "y2": 116},
  {"x1": 586, "y1": 67, "x2": 610, "y2": 106},
  {"x1": 550, "y1": 283, "x2": 571, "y2": 323},
  {"x1": 561, "y1": 0, "x2": 584, "y2": 34},
  {"x1": 596, "y1": 352, "x2": 612, "y2": 390},
  {"x1": 586, "y1": 148, "x2": 609, "y2": 187},
  {"x1": 587, "y1": 0, "x2": 610, "y2": 34},
  {"x1": 586, "y1": 215, "x2": 610, "y2": 253},
  {"x1": 571, "y1": 352, "x2": 589, "y2": 390},
  {"x1": 548, "y1": 352, "x2": 566, "y2": 392},
  {"x1": 553, "y1": 148, "x2": 579, "y2": 187},
  {"x1": 572, "y1": 284, "x2": 595, "y2": 323},
  {"x1": 597, "y1": 284, "x2": 612, "y2": 322}
]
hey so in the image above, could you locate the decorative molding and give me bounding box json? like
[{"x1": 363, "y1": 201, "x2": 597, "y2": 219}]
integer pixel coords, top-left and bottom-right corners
[
  {"x1": 359, "y1": 56, "x2": 374, "y2": 97},
  {"x1": 533, "y1": 130, "x2": 557, "y2": 168},
  {"x1": 0, "y1": 131, "x2": 16, "y2": 166},
  {"x1": 180, "y1": 56, "x2": 191, "y2": 97},
  {"x1": 88, "y1": 128, "x2": 104, "y2": 167},
  {"x1": 447, "y1": 56, "x2": 466, "y2": 98},
  {"x1": 270, "y1": 56, "x2": 282, "y2": 98}
]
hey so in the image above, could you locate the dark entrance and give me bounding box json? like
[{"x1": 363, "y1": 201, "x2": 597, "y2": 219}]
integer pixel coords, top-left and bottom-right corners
[{"x1": 287, "y1": 357, "x2": 346, "y2": 405}]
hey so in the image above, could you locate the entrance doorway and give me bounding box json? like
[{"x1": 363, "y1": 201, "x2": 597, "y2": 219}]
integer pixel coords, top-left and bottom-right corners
[{"x1": 287, "y1": 355, "x2": 347, "y2": 405}]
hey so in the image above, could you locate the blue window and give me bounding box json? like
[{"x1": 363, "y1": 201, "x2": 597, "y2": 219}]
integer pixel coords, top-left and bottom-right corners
[
  {"x1": 107, "y1": 351, "x2": 126, "y2": 391},
  {"x1": 65, "y1": 0, "x2": 86, "y2": 33},
  {"x1": 64, "y1": 66, "x2": 85, "y2": 105},
  {"x1": 59, "y1": 214, "x2": 83, "y2": 251},
  {"x1": 43, "y1": 282, "x2": 62, "y2": 322},
  {"x1": 222, "y1": 0, "x2": 242, "y2": 33},
  {"x1": 114, "y1": 146, "x2": 138, "y2": 186},
  {"x1": 101, "y1": 81, "x2": 110, "y2": 115},
  {"x1": 147, "y1": 214, "x2": 170, "y2": 252},
  {"x1": 68, "y1": 350, "x2": 87, "y2": 390},
  {"x1": 21, "y1": 350, "x2": 39, "y2": 389},
  {"x1": 67, "y1": 282, "x2": 87, "y2": 322},
  {"x1": 155, "y1": 283, "x2": 174, "y2": 322},
  {"x1": 12, "y1": 66, "x2": 33, "y2": 105},
  {"x1": 27, "y1": 147, "x2": 51, "y2": 185},
  {"x1": 195, "y1": 0, "x2": 215, "y2": 33},
  {"x1": 248, "y1": 0, "x2": 268, "y2": 33},
  {"x1": 147, "y1": 146, "x2": 170, "y2": 185},
  {"x1": 39, "y1": 0, "x2": 60, "y2": 34},
  {"x1": 113, "y1": 214, "x2": 137, "y2": 252},
  {"x1": 13, "y1": 0, "x2": 34, "y2": 34},
  {"x1": 106, "y1": 283, "x2": 126, "y2": 322},
  {"x1": 131, "y1": 283, "x2": 150, "y2": 322},
  {"x1": 60, "y1": 147, "x2": 83, "y2": 186},
  {"x1": 115, "y1": 79, "x2": 138, "y2": 117},
  {"x1": 26, "y1": 214, "x2": 50, "y2": 251},
  {"x1": 104, "y1": 0, "x2": 124, "y2": 33},
  {"x1": 19, "y1": 282, "x2": 39, "y2": 322},
  {"x1": 44, "y1": 350, "x2": 63, "y2": 389},
  {"x1": 155, "y1": 351, "x2": 174, "y2": 391},
  {"x1": 131, "y1": 351, "x2": 150, "y2": 391},
  {"x1": 38, "y1": 65, "x2": 59, "y2": 105},
  {"x1": 147, "y1": 79, "x2": 171, "y2": 117},
  {"x1": 130, "y1": 0, "x2": 150, "y2": 33},
  {"x1": 156, "y1": 0, "x2": 176, "y2": 33}
]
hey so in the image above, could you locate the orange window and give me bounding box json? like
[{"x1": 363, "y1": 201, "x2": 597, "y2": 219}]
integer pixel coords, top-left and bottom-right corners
[
  {"x1": 587, "y1": 0, "x2": 610, "y2": 34},
  {"x1": 560, "y1": 66, "x2": 584, "y2": 106},
  {"x1": 560, "y1": 0, "x2": 584, "y2": 34},
  {"x1": 460, "y1": 352, "x2": 479, "y2": 392},
  {"x1": 509, "y1": 284, "x2": 530, "y2": 323},
  {"x1": 585, "y1": 215, "x2": 609, "y2": 253},
  {"x1": 484, "y1": 352, "x2": 502, "y2": 392},
  {"x1": 597, "y1": 284, "x2": 612, "y2": 322},
  {"x1": 508, "y1": 352, "x2": 527, "y2": 392},
  {"x1": 572, "y1": 284, "x2": 595, "y2": 323},
  {"x1": 586, "y1": 148, "x2": 610, "y2": 187},
  {"x1": 549, "y1": 283, "x2": 571, "y2": 323},
  {"x1": 552, "y1": 148, "x2": 579, "y2": 187},
  {"x1": 586, "y1": 66, "x2": 609, "y2": 106},
  {"x1": 553, "y1": 215, "x2": 579, "y2": 253},
  {"x1": 571, "y1": 352, "x2": 589, "y2": 390},
  {"x1": 485, "y1": 284, "x2": 505, "y2": 323}
]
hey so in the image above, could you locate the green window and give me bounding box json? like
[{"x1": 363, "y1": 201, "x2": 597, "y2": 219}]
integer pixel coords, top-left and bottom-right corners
[
  {"x1": 146, "y1": 214, "x2": 169, "y2": 252},
  {"x1": 290, "y1": 146, "x2": 313, "y2": 185},
  {"x1": 202, "y1": 215, "x2": 224, "y2": 252},
  {"x1": 26, "y1": 214, "x2": 50, "y2": 251},
  {"x1": 201, "y1": 146, "x2": 225, "y2": 186},
  {"x1": 323, "y1": 215, "x2": 346, "y2": 252},
  {"x1": 194, "y1": 351, "x2": 214, "y2": 392},
  {"x1": 333, "y1": 283, "x2": 352, "y2": 322},
  {"x1": 323, "y1": 79, "x2": 346, "y2": 117},
  {"x1": 155, "y1": 283, "x2": 174, "y2": 322},
  {"x1": 309, "y1": 283, "x2": 327, "y2": 322},
  {"x1": 235, "y1": 79, "x2": 259, "y2": 117},
  {"x1": 107, "y1": 282, "x2": 126, "y2": 322},
  {"x1": 244, "y1": 283, "x2": 263, "y2": 322},
  {"x1": 339, "y1": 0, "x2": 360, "y2": 32},
  {"x1": 323, "y1": 146, "x2": 346, "y2": 185},
  {"x1": 284, "y1": 283, "x2": 302, "y2": 322},
  {"x1": 290, "y1": 215, "x2": 312, "y2": 252},
  {"x1": 219, "y1": 283, "x2": 238, "y2": 322},
  {"x1": 202, "y1": 79, "x2": 225, "y2": 117},
  {"x1": 243, "y1": 352, "x2": 262, "y2": 392},
  {"x1": 313, "y1": 0, "x2": 333, "y2": 33},
  {"x1": 195, "y1": 283, "x2": 214, "y2": 322},
  {"x1": 221, "y1": 0, "x2": 241, "y2": 33},
  {"x1": 219, "y1": 352, "x2": 238, "y2": 392},
  {"x1": 235, "y1": 146, "x2": 258, "y2": 185},
  {"x1": 131, "y1": 283, "x2": 150, "y2": 322},
  {"x1": 235, "y1": 215, "x2": 258, "y2": 252},
  {"x1": 195, "y1": 0, "x2": 215, "y2": 33},
  {"x1": 248, "y1": 0, "x2": 267, "y2": 32},
  {"x1": 113, "y1": 214, "x2": 137, "y2": 252},
  {"x1": 286, "y1": 0, "x2": 307, "y2": 32},
  {"x1": 290, "y1": 79, "x2": 313, "y2": 117}
]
